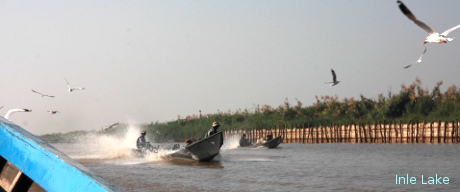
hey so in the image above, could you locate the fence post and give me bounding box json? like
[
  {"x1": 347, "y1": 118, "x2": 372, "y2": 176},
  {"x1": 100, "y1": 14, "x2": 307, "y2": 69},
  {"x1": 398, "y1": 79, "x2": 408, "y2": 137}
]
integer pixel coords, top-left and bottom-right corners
[
  {"x1": 437, "y1": 120, "x2": 441, "y2": 143},
  {"x1": 388, "y1": 121, "x2": 392, "y2": 143},
  {"x1": 422, "y1": 120, "x2": 426, "y2": 143},
  {"x1": 430, "y1": 122, "x2": 434, "y2": 143},
  {"x1": 363, "y1": 123, "x2": 367, "y2": 143},
  {"x1": 352, "y1": 124, "x2": 356, "y2": 143},
  {"x1": 337, "y1": 123, "x2": 340, "y2": 143},
  {"x1": 406, "y1": 121, "x2": 409, "y2": 143},
  {"x1": 314, "y1": 124, "x2": 317, "y2": 144},
  {"x1": 339, "y1": 124, "x2": 341, "y2": 143},
  {"x1": 332, "y1": 124, "x2": 336, "y2": 143},
  {"x1": 373, "y1": 122, "x2": 377, "y2": 143},
  {"x1": 457, "y1": 119, "x2": 459, "y2": 143},
  {"x1": 410, "y1": 120, "x2": 415, "y2": 143},
  {"x1": 394, "y1": 121, "x2": 397, "y2": 143},
  {"x1": 348, "y1": 124, "x2": 352, "y2": 143},
  {"x1": 444, "y1": 121, "x2": 448, "y2": 143}
]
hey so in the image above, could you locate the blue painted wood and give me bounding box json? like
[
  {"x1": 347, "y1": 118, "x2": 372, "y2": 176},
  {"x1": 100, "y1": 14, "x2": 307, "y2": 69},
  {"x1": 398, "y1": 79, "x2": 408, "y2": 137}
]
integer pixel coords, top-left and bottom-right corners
[{"x1": 0, "y1": 117, "x2": 122, "y2": 192}]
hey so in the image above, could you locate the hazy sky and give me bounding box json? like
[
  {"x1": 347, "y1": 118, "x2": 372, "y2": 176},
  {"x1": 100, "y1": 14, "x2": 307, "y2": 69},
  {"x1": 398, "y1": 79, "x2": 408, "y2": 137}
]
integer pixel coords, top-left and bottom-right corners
[{"x1": 1, "y1": 0, "x2": 459, "y2": 135}]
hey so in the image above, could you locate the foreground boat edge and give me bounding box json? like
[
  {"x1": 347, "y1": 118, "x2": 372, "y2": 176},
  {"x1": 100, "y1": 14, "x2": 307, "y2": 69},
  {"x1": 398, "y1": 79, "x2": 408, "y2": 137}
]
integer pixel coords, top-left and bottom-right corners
[{"x1": 0, "y1": 117, "x2": 122, "y2": 192}]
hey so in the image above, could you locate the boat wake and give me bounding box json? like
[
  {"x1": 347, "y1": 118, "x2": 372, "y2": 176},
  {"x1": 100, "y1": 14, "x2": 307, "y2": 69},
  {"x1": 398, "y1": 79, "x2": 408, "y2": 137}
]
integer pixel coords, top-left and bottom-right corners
[{"x1": 51, "y1": 126, "x2": 165, "y2": 164}]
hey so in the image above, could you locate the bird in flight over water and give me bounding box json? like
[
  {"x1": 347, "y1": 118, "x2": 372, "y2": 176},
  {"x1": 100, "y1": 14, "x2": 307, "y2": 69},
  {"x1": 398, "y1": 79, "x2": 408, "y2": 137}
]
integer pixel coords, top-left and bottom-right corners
[
  {"x1": 65, "y1": 78, "x2": 85, "y2": 92},
  {"x1": 4, "y1": 108, "x2": 32, "y2": 120},
  {"x1": 404, "y1": 48, "x2": 427, "y2": 69},
  {"x1": 32, "y1": 89, "x2": 55, "y2": 98},
  {"x1": 397, "y1": 0, "x2": 460, "y2": 44},
  {"x1": 325, "y1": 69, "x2": 340, "y2": 86},
  {"x1": 47, "y1": 110, "x2": 59, "y2": 114}
]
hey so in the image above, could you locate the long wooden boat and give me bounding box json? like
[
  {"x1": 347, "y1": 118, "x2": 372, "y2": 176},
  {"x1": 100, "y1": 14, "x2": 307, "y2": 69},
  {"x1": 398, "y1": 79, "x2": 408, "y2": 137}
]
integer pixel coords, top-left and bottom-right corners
[
  {"x1": 0, "y1": 116, "x2": 121, "y2": 192},
  {"x1": 164, "y1": 132, "x2": 223, "y2": 162},
  {"x1": 261, "y1": 136, "x2": 282, "y2": 148}
]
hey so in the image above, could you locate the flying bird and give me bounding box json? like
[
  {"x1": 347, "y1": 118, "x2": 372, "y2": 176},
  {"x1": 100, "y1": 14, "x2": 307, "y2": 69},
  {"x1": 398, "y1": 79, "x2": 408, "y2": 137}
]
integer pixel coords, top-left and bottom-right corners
[
  {"x1": 325, "y1": 69, "x2": 340, "y2": 86},
  {"x1": 4, "y1": 108, "x2": 32, "y2": 120},
  {"x1": 404, "y1": 48, "x2": 427, "y2": 69},
  {"x1": 32, "y1": 89, "x2": 55, "y2": 98},
  {"x1": 64, "y1": 78, "x2": 85, "y2": 92},
  {"x1": 47, "y1": 110, "x2": 59, "y2": 114},
  {"x1": 397, "y1": 0, "x2": 460, "y2": 44}
]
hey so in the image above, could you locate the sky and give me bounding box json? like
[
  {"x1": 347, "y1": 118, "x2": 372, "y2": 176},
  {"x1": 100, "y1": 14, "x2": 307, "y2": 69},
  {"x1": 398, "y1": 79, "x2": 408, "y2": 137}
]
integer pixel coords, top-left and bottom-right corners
[{"x1": 1, "y1": 0, "x2": 459, "y2": 135}]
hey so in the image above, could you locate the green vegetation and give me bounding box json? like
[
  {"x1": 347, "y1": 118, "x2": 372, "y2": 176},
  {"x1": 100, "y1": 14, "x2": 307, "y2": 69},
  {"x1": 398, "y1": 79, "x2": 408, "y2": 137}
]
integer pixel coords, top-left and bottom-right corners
[{"x1": 40, "y1": 79, "x2": 460, "y2": 143}]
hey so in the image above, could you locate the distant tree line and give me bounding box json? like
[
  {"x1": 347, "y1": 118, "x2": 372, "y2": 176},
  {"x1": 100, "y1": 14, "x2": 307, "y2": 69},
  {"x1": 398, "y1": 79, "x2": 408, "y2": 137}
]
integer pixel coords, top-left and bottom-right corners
[{"x1": 41, "y1": 78, "x2": 460, "y2": 143}]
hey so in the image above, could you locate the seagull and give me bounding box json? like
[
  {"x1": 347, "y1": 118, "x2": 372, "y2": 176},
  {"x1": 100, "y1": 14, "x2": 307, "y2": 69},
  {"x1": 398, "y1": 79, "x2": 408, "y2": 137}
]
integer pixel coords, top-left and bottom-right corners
[
  {"x1": 32, "y1": 89, "x2": 55, "y2": 98},
  {"x1": 4, "y1": 109, "x2": 32, "y2": 120},
  {"x1": 325, "y1": 69, "x2": 340, "y2": 86},
  {"x1": 397, "y1": 1, "x2": 460, "y2": 44},
  {"x1": 47, "y1": 110, "x2": 59, "y2": 114},
  {"x1": 64, "y1": 78, "x2": 85, "y2": 92},
  {"x1": 404, "y1": 48, "x2": 427, "y2": 69}
]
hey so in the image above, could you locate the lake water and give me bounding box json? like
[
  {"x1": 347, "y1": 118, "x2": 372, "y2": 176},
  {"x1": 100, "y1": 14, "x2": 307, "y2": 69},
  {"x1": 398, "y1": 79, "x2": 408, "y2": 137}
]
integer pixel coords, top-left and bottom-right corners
[{"x1": 51, "y1": 138, "x2": 460, "y2": 192}]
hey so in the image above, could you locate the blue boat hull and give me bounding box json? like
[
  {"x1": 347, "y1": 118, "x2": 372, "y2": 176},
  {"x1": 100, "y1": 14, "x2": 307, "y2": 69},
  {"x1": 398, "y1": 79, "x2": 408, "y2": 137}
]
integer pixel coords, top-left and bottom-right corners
[{"x1": 0, "y1": 117, "x2": 121, "y2": 192}]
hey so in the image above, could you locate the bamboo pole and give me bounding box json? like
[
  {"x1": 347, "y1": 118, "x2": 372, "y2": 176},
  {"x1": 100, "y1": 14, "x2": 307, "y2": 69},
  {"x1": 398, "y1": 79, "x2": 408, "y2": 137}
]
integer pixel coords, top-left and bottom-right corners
[
  {"x1": 437, "y1": 120, "x2": 441, "y2": 143},
  {"x1": 422, "y1": 120, "x2": 426, "y2": 143},
  {"x1": 410, "y1": 121, "x2": 415, "y2": 143},
  {"x1": 369, "y1": 123, "x2": 373, "y2": 143},
  {"x1": 416, "y1": 120, "x2": 419, "y2": 143},
  {"x1": 394, "y1": 121, "x2": 398, "y2": 143},
  {"x1": 314, "y1": 125, "x2": 318, "y2": 143},
  {"x1": 455, "y1": 119, "x2": 459, "y2": 143},
  {"x1": 388, "y1": 122, "x2": 392, "y2": 143},
  {"x1": 348, "y1": 124, "x2": 352, "y2": 143},
  {"x1": 444, "y1": 121, "x2": 448, "y2": 143},
  {"x1": 430, "y1": 122, "x2": 434, "y2": 143}
]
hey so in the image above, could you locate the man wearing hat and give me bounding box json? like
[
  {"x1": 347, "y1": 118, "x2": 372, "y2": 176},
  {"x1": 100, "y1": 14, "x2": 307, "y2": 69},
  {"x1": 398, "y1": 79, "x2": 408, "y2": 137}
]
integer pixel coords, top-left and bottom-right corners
[
  {"x1": 136, "y1": 130, "x2": 147, "y2": 149},
  {"x1": 204, "y1": 122, "x2": 220, "y2": 138}
]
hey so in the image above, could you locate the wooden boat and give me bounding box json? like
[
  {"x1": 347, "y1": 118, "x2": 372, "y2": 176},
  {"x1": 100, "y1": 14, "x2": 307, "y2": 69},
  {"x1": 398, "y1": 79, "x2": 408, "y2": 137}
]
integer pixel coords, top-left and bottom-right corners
[
  {"x1": 164, "y1": 132, "x2": 223, "y2": 162},
  {"x1": 0, "y1": 116, "x2": 121, "y2": 192},
  {"x1": 260, "y1": 136, "x2": 282, "y2": 148}
]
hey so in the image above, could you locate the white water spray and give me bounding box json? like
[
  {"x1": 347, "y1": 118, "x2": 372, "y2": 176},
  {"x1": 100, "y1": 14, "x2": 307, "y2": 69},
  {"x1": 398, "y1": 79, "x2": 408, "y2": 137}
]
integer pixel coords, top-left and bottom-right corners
[{"x1": 61, "y1": 125, "x2": 161, "y2": 162}]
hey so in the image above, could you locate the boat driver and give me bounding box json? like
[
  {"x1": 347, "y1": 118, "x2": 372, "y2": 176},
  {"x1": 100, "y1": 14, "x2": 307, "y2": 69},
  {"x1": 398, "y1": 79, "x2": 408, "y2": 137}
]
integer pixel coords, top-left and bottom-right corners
[
  {"x1": 204, "y1": 122, "x2": 220, "y2": 138},
  {"x1": 136, "y1": 131, "x2": 147, "y2": 149}
]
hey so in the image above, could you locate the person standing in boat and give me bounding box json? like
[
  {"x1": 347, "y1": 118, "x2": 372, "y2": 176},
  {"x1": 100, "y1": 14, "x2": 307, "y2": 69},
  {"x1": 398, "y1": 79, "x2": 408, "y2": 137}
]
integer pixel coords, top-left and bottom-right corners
[
  {"x1": 204, "y1": 122, "x2": 220, "y2": 138},
  {"x1": 136, "y1": 131, "x2": 147, "y2": 149}
]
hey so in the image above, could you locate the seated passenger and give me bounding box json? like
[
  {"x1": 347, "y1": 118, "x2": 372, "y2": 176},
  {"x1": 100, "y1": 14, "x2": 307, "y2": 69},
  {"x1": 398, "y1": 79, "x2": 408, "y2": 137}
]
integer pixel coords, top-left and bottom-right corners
[
  {"x1": 239, "y1": 134, "x2": 251, "y2": 147},
  {"x1": 185, "y1": 139, "x2": 193, "y2": 146},
  {"x1": 266, "y1": 134, "x2": 273, "y2": 141}
]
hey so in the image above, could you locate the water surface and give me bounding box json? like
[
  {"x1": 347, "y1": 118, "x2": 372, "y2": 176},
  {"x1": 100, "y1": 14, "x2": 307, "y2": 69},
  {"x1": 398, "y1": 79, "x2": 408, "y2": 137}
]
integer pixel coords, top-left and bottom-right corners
[{"x1": 52, "y1": 142, "x2": 460, "y2": 192}]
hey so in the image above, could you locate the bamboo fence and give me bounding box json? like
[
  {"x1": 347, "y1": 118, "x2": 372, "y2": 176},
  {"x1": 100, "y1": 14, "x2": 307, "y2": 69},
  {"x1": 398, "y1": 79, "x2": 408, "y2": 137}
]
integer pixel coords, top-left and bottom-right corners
[{"x1": 224, "y1": 120, "x2": 460, "y2": 144}]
